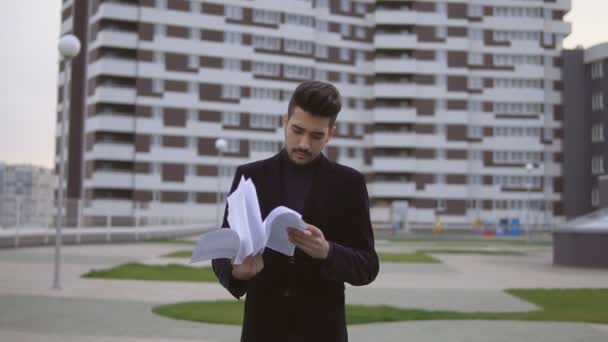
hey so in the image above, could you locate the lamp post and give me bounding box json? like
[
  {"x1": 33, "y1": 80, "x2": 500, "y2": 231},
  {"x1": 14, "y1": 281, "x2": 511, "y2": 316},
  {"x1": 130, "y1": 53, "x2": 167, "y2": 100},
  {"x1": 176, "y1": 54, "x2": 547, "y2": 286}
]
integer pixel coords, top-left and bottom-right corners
[
  {"x1": 524, "y1": 162, "x2": 537, "y2": 243},
  {"x1": 53, "y1": 34, "x2": 81, "y2": 290},
  {"x1": 215, "y1": 138, "x2": 228, "y2": 228}
]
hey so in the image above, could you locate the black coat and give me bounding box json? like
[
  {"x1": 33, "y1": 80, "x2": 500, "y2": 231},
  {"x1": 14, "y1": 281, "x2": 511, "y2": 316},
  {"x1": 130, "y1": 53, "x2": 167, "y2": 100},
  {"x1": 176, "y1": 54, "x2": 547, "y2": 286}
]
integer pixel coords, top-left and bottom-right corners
[{"x1": 212, "y1": 151, "x2": 379, "y2": 342}]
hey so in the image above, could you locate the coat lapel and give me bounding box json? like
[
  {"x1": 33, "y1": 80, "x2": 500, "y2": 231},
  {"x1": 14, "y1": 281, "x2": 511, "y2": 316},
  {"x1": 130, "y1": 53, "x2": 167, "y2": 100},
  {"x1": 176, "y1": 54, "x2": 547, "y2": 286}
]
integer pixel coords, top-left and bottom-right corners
[{"x1": 259, "y1": 152, "x2": 282, "y2": 219}]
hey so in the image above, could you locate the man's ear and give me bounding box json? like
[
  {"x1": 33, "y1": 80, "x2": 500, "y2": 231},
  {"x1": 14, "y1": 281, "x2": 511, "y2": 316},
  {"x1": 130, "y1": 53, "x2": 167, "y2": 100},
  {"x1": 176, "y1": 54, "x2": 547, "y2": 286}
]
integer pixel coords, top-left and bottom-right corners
[
  {"x1": 282, "y1": 113, "x2": 288, "y2": 127},
  {"x1": 327, "y1": 125, "x2": 337, "y2": 140}
]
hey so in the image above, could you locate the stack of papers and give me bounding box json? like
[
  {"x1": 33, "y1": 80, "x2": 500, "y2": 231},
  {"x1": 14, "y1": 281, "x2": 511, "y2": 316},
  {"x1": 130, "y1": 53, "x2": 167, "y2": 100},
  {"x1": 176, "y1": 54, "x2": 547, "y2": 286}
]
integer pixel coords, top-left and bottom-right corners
[{"x1": 190, "y1": 176, "x2": 308, "y2": 264}]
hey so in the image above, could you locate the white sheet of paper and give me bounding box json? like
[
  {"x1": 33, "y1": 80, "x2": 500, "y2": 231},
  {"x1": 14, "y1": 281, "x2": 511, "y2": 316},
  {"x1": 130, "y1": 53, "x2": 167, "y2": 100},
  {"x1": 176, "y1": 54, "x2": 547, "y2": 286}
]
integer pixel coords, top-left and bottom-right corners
[
  {"x1": 190, "y1": 229, "x2": 240, "y2": 263},
  {"x1": 227, "y1": 176, "x2": 253, "y2": 264},
  {"x1": 242, "y1": 178, "x2": 266, "y2": 255},
  {"x1": 264, "y1": 206, "x2": 308, "y2": 256}
]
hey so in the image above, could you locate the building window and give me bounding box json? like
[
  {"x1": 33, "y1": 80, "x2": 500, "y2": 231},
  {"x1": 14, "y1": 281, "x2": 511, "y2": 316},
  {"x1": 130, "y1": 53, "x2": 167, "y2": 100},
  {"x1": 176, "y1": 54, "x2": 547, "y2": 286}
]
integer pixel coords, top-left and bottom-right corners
[
  {"x1": 315, "y1": 0, "x2": 329, "y2": 8},
  {"x1": 436, "y1": 26, "x2": 446, "y2": 39},
  {"x1": 188, "y1": 55, "x2": 198, "y2": 69},
  {"x1": 468, "y1": 28, "x2": 482, "y2": 40},
  {"x1": 251, "y1": 140, "x2": 278, "y2": 153},
  {"x1": 592, "y1": 92, "x2": 604, "y2": 111},
  {"x1": 315, "y1": 44, "x2": 328, "y2": 58},
  {"x1": 468, "y1": 4, "x2": 482, "y2": 17},
  {"x1": 250, "y1": 114, "x2": 278, "y2": 129},
  {"x1": 339, "y1": 47, "x2": 350, "y2": 61},
  {"x1": 222, "y1": 85, "x2": 240, "y2": 99},
  {"x1": 285, "y1": 39, "x2": 313, "y2": 54},
  {"x1": 225, "y1": 5, "x2": 243, "y2": 20},
  {"x1": 253, "y1": 62, "x2": 280, "y2": 76},
  {"x1": 468, "y1": 53, "x2": 483, "y2": 65},
  {"x1": 341, "y1": 23, "x2": 350, "y2": 36},
  {"x1": 467, "y1": 126, "x2": 483, "y2": 138},
  {"x1": 285, "y1": 14, "x2": 314, "y2": 27},
  {"x1": 436, "y1": 199, "x2": 446, "y2": 212},
  {"x1": 226, "y1": 139, "x2": 240, "y2": 153},
  {"x1": 355, "y1": 3, "x2": 366, "y2": 14},
  {"x1": 224, "y1": 31, "x2": 242, "y2": 44},
  {"x1": 468, "y1": 77, "x2": 482, "y2": 90},
  {"x1": 592, "y1": 188, "x2": 600, "y2": 206},
  {"x1": 252, "y1": 87, "x2": 281, "y2": 101},
  {"x1": 253, "y1": 9, "x2": 281, "y2": 24},
  {"x1": 592, "y1": 61, "x2": 604, "y2": 79},
  {"x1": 468, "y1": 175, "x2": 482, "y2": 185},
  {"x1": 156, "y1": 0, "x2": 167, "y2": 9},
  {"x1": 284, "y1": 65, "x2": 312, "y2": 79},
  {"x1": 154, "y1": 24, "x2": 165, "y2": 37},
  {"x1": 315, "y1": 69, "x2": 328, "y2": 81},
  {"x1": 253, "y1": 36, "x2": 281, "y2": 50},
  {"x1": 154, "y1": 51, "x2": 164, "y2": 64},
  {"x1": 152, "y1": 79, "x2": 163, "y2": 93},
  {"x1": 340, "y1": 0, "x2": 350, "y2": 12},
  {"x1": 222, "y1": 112, "x2": 240, "y2": 126},
  {"x1": 316, "y1": 20, "x2": 329, "y2": 32},
  {"x1": 224, "y1": 59, "x2": 241, "y2": 71}
]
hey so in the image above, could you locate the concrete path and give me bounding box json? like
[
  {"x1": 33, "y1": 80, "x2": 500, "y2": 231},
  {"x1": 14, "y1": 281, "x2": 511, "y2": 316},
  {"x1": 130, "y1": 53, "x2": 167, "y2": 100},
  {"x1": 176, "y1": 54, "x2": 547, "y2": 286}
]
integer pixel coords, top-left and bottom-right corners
[{"x1": 1, "y1": 241, "x2": 607, "y2": 342}]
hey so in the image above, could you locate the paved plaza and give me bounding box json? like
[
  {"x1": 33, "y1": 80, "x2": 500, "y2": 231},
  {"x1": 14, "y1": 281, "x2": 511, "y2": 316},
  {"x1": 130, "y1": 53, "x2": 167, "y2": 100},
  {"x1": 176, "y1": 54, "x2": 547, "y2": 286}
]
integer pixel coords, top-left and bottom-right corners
[{"x1": 1, "y1": 239, "x2": 607, "y2": 341}]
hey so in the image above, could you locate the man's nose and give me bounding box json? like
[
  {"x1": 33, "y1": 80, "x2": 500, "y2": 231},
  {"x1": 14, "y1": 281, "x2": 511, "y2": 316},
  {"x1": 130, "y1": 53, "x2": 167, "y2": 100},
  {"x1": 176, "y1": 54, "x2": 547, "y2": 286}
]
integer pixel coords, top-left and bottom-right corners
[{"x1": 298, "y1": 135, "x2": 311, "y2": 150}]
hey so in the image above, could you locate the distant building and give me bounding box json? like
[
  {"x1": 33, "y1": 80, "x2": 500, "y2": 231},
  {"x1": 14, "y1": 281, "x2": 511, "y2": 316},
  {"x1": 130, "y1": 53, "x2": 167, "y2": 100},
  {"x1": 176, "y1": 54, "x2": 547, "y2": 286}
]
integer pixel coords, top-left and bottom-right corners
[
  {"x1": 0, "y1": 163, "x2": 56, "y2": 228},
  {"x1": 563, "y1": 42, "x2": 608, "y2": 218}
]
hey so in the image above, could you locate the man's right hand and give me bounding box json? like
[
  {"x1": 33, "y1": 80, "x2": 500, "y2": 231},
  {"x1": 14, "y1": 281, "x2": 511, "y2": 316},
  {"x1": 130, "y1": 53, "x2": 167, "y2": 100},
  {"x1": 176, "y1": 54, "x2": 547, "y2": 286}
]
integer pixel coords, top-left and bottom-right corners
[{"x1": 232, "y1": 254, "x2": 264, "y2": 280}]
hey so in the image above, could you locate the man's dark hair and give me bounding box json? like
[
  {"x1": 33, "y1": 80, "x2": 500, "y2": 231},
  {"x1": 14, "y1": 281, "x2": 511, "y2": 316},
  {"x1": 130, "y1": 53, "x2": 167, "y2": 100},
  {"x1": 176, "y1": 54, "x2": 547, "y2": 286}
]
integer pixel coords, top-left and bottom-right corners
[{"x1": 287, "y1": 81, "x2": 342, "y2": 127}]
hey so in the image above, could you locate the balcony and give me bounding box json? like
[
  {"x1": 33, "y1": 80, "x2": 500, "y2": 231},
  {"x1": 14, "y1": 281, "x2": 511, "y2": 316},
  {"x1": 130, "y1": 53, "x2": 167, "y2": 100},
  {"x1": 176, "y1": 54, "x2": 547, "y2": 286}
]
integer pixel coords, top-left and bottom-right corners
[
  {"x1": 374, "y1": 9, "x2": 417, "y2": 25},
  {"x1": 369, "y1": 181, "x2": 416, "y2": 198},
  {"x1": 373, "y1": 132, "x2": 416, "y2": 147},
  {"x1": 373, "y1": 108, "x2": 417, "y2": 123},
  {"x1": 372, "y1": 157, "x2": 416, "y2": 172},
  {"x1": 374, "y1": 34, "x2": 417, "y2": 49}
]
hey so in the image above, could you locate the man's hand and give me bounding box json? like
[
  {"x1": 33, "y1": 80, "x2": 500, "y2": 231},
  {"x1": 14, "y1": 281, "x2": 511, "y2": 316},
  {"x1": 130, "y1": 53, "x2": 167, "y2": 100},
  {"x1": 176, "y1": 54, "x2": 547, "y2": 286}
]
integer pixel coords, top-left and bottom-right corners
[
  {"x1": 232, "y1": 254, "x2": 264, "y2": 280},
  {"x1": 287, "y1": 225, "x2": 330, "y2": 259}
]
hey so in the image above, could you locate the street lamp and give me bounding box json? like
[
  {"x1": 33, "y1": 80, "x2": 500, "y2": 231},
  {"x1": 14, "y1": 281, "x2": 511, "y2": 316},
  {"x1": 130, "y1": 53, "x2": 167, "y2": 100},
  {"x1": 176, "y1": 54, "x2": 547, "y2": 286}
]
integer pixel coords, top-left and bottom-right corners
[
  {"x1": 53, "y1": 34, "x2": 81, "y2": 290},
  {"x1": 524, "y1": 162, "x2": 538, "y2": 242},
  {"x1": 215, "y1": 138, "x2": 228, "y2": 228}
]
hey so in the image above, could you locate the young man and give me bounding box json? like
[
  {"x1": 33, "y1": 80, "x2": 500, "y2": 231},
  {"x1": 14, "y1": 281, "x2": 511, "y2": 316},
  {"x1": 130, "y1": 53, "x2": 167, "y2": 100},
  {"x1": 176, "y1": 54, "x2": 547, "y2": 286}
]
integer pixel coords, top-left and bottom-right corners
[{"x1": 212, "y1": 81, "x2": 379, "y2": 342}]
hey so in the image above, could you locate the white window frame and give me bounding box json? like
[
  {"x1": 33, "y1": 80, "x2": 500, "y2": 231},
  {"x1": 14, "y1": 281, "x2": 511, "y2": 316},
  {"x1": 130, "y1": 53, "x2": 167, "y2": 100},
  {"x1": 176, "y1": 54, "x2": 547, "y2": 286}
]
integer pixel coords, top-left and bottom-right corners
[
  {"x1": 224, "y1": 58, "x2": 241, "y2": 71},
  {"x1": 152, "y1": 79, "x2": 163, "y2": 93},
  {"x1": 339, "y1": 47, "x2": 350, "y2": 61},
  {"x1": 222, "y1": 112, "x2": 240, "y2": 126},
  {"x1": 315, "y1": 44, "x2": 328, "y2": 58},
  {"x1": 253, "y1": 9, "x2": 281, "y2": 25},
  {"x1": 225, "y1": 5, "x2": 243, "y2": 20},
  {"x1": 226, "y1": 139, "x2": 240, "y2": 153},
  {"x1": 222, "y1": 85, "x2": 240, "y2": 99},
  {"x1": 224, "y1": 31, "x2": 242, "y2": 44}
]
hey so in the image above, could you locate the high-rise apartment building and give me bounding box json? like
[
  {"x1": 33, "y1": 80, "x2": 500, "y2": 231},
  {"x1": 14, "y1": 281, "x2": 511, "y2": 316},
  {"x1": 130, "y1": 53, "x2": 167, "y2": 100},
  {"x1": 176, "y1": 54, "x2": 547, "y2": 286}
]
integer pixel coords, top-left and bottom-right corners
[
  {"x1": 57, "y1": 0, "x2": 570, "y2": 228},
  {"x1": 563, "y1": 42, "x2": 608, "y2": 218}
]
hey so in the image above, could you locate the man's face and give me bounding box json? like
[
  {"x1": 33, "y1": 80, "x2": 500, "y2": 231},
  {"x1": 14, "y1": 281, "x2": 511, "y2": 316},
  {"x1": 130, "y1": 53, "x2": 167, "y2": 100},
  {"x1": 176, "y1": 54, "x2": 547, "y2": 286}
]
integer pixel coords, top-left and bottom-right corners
[{"x1": 282, "y1": 106, "x2": 336, "y2": 165}]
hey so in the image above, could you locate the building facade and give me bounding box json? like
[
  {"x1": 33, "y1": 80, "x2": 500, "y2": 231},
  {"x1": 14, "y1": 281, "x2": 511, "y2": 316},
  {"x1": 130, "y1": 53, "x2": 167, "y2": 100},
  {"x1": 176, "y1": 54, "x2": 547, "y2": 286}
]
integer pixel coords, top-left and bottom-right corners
[
  {"x1": 57, "y1": 0, "x2": 570, "y2": 228},
  {"x1": 0, "y1": 163, "x2": 56, "y2": 228},
  {"x1": 563, "y1": 42, "x2": 608, "y2": 219}
]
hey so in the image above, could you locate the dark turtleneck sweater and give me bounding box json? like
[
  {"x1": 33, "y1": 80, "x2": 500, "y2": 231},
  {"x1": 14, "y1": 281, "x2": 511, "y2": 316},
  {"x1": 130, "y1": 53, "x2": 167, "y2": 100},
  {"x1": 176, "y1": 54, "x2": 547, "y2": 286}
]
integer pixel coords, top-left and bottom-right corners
[{"x1": 280, "y1": 149, "x2": 321, "y2": 215}]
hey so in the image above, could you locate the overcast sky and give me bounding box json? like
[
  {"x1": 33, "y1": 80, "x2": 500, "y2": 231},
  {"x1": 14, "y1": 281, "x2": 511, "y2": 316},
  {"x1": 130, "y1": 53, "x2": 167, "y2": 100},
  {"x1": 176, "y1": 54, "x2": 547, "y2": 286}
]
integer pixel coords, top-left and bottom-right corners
[{"x1": 0, "y1": 0, "x2": 606, "y2": 169}]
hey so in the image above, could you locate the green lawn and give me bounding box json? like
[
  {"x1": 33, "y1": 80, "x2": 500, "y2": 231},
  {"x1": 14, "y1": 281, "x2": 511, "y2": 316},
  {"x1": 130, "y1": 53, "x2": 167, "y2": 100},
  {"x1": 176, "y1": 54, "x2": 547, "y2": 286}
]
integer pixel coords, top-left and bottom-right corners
[
  {"x1": 418, "y1": 249, "x2": 525, "y2": 256},
  {"x1": 162, "y1": 250, "x2": 194, "y2": 258},
  {"x1": 378, "y1": 251, "x2": 440, "y2": 263},
  {"x1": 153, "y1": 289, "x2": 608, "y2": 326},
  {"x1": 163, "y1": 249, "x2": 522, "y2": 263},
  {"x1": 82, "y1": 263, "x2": 217, "y2": 282}
]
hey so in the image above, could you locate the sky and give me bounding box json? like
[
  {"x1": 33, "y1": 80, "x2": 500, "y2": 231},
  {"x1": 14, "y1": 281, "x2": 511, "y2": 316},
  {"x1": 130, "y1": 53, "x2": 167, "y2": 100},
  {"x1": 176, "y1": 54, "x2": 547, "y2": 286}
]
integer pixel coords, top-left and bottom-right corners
[{"x1": 0, "y1": 0, "x2": 606, "y2": 169}]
